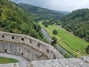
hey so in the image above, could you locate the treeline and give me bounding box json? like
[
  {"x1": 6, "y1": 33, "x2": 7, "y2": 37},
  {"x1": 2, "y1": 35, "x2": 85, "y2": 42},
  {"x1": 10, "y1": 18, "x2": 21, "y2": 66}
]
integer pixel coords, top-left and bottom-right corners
[
  {"x1": 18, "y1": 3, "x2": 68, "y2": 22},
  {"x1": 61, "y1": 9, "x2": 89, "y2": 41},
  {"x1": 0, "y1": 0, "x2": 44, "y2": 40}
]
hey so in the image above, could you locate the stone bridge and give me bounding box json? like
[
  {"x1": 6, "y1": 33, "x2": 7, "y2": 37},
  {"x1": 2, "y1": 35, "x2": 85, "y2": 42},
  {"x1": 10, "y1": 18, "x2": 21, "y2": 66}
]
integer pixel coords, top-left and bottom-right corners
[{"x1": 0, "y1": 32, "x2": 89, "y2": 67}]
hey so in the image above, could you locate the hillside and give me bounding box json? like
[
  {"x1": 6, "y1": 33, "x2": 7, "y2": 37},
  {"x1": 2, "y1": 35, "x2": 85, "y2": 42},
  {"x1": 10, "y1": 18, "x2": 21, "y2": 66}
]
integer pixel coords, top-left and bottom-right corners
[
  {"x1": 0, "y1": 0, "x2": 43, "y2": 39},
  {"x1": 61, "y1": 9, "x2": 89, "y2": 42},
  {"x1": 40, "y1": 22, "x2": 89, "y2": 57},
  {"x1": 18, "y1": 3, "x2": 68, "y2": 21}
]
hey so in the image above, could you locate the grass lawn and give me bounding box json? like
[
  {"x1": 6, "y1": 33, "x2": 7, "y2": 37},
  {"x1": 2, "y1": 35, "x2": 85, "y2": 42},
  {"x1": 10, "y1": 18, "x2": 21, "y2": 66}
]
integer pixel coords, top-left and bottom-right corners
[
  {"x1": 0, "y1": 57, "x2": 19, "y2": 64},
  {"x1": 39, "y1": 22, "x2": 89, "y2": 57}
]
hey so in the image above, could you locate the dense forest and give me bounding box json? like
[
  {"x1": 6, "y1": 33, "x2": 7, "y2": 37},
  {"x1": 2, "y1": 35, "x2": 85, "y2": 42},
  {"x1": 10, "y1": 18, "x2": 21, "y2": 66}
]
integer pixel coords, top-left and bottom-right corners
[
  {"x1": 0, "y1": 0, "x2": 44, "y2": 40},
  {"x1": 18, "y1": 3, "x2": 68, "y2": 21},
  {"x1": 61, "y1": 9, "x2": 89, "y2": 41}
]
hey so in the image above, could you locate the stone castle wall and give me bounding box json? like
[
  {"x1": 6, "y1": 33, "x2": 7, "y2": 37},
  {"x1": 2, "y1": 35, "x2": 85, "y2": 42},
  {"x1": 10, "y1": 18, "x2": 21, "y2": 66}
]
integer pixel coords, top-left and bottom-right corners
[
  {"x1": 0, "y1": 32, "x2": 89, "y2": 67},
  {"x1": 31, "y1": 57, "x2": 89, "y2": 67},
  {"x1": 0, "y1": 32, "x2": 63, "y2": 61},
  {"x1": 0, "y1": 57, "x2": 89, "y2": 67}
]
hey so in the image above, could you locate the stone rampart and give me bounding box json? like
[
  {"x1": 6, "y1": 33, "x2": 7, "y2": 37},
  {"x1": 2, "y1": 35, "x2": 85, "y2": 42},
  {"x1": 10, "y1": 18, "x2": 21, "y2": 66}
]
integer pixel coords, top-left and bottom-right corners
[
  {"x1": 0, "y1": 32, "x2": 63, "y2": 61},
  {"x1": 31, "y1": 57, "x2": 89, "y2": 67},
  {"x1": 0, "y1": 32, "x2": 89, "y2": 67}
]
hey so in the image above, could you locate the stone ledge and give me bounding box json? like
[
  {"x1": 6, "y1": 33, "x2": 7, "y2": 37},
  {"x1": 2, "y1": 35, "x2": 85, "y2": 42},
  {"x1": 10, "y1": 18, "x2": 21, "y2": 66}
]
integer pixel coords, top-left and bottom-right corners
[
  {"x1": 31, "y1": 57, "x2": 89, "y2": 67},
  {"x1": 1, "y1": 57, "x2": 89, "y2": 67},
  {"x1": 81, "y1": 56, "x2": 89, "y2": 63}
]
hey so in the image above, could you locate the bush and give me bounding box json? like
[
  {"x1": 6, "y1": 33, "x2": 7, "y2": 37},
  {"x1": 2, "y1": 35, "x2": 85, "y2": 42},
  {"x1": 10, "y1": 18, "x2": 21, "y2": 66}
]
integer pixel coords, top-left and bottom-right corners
[
  {"x1": 51, "y1": 36, "x2": 57, "y2": 45},
  {"x1": 86, "y1": 45, "x2": 89, "y2": 54},
  {"x1": 53, "y1": 30, "x2": 58, "y2": 35},
  {"x1": 64, "y1": 53, "x2": 70, "y2": 58}
]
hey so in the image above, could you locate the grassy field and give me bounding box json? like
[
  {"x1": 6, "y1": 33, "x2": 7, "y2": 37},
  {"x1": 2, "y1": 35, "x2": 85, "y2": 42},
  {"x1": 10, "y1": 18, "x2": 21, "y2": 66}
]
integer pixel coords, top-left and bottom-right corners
[
  {"x1": 40, "y1": 22, "x2": 89, "y2": 57},
  {"x1": 0, "y1": 57, "x2": 19, "y2": 64}
]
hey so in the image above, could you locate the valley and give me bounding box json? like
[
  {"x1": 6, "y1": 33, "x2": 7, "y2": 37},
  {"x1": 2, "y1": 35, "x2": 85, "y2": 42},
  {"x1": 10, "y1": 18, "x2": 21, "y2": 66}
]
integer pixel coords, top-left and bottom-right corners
[
  {"x1": 0, "y1": 0, "x2": 89, "y2": 60},
  {"x1": 0, "y1": 0, "x2": 89, "y2": 67},
  {"x1": 39, "y1": 22, "x2": 89, "y2": 57}
]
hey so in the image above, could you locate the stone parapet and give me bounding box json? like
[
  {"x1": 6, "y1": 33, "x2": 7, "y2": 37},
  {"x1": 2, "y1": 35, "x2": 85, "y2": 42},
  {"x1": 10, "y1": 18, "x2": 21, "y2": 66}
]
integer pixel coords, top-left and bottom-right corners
[
  {"x1": 31, "y1": 57, "x2": 89, "y2": 67},
  {"x1": 0, "y1": 31, "x2": 63, "y2": 61}
]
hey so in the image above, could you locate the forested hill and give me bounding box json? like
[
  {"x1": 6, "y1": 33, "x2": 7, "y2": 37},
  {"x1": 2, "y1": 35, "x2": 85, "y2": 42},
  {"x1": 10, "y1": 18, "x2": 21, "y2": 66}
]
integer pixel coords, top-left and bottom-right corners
[
  {"x1": 18, "y1": 3, "x2": 69, "y2": 21},
  {"x1": 61, "y1": 9, "x2": 89, "y2": 41},
  {"x1": 0, "y1": 0, "x2": 43, "y2": 39}
]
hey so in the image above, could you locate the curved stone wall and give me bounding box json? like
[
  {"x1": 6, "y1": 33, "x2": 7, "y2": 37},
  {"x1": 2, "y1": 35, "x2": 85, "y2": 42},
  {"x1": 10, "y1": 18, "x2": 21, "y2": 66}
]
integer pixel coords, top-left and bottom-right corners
[{"x1": 0, "y1": 32, "x2": 63, "y2": 61}]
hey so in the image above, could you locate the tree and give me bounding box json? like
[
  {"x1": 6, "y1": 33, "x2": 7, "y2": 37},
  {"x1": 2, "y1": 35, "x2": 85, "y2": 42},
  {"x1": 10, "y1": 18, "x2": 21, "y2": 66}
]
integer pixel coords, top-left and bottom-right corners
[
  {"x1": 51, "y1": 36, "x2": 57, "y2": 45},
  {"x1": 85, "y1": 35, "x2": 89, "y2": 41},
  {"x1": 34, "y1": 24, "x2": 41, "y2": 32},
  {"x1": 86, "y1": 45, "x2": 89, "y2": 54},
  {"x1": 53, "y1": 30, "x2": 58, "y2": 35},
  {"x1": 43, "y1": 23, "x2": 48, "y2": 27}
]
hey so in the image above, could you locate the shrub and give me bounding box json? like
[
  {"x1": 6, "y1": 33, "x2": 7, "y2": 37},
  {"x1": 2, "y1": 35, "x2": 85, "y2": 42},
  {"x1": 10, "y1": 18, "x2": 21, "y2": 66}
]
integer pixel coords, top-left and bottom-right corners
[
  {"x1": 64, "y1": 53, "x2": 70, "y2": 58},
  {"x1": 53, "y1": 30, "x2": 58, "y2": 35},
  {"x1": 51, "y1": 36, "x2": 57, "y2": 45},
  {"x1": 86, "y1": 45, "x2": 89, "y2": 54}
]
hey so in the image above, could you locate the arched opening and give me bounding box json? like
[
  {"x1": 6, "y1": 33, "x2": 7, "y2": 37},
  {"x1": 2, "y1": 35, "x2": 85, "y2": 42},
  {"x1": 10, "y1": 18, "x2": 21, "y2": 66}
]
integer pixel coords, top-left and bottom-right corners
[
  {"x1": 37, "y1": 43, "x2": 40, "y2": 47},
  {"x1": 47, "y1": 49, "x2": 49, "y2": 53},
  {"x1": 21, "y1": 38, "x2": 24, "y2": 41},
  {"x1": 2, "y1": 35, "x2": 5, "y2": 38},
  {"x1": 5, "y1": 49, "x2": 7, "y2": 52},
  {"x1": 29, "y1": 39, "x2": 32, "y2": 43},
  {"x1": 12, "y1": 36, "x2": 14, "y2": 39},
  {"x1": 53, "y1": 55, "x2": 56, "y2": 59},
  {"x1": 21, "y1": 53, "x2": 23, "y2": 55}
]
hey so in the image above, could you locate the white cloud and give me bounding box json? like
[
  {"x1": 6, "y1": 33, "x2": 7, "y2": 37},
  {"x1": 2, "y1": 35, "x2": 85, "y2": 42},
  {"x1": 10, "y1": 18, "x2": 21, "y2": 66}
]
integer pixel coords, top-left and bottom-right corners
[
  {"x1": 12, "y1": 0, "x2": 89, "y2": 12},
  {"x1": 43, "y1": 0, "x2": 89, "y2": 11}
]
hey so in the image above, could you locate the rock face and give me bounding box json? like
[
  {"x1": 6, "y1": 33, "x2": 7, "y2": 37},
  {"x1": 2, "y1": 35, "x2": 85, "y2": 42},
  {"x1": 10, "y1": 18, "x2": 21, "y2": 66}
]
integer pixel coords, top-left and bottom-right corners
[{"x1": 0, "y1": 32, "x2": 89, "y2": 67}]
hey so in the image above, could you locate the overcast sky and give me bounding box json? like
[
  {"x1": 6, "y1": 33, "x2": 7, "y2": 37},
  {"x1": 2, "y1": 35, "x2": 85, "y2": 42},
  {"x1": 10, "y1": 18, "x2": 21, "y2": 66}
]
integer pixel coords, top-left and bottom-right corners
[{"x1": 12, "y1": 0, "x2": 89, "y2": 12}]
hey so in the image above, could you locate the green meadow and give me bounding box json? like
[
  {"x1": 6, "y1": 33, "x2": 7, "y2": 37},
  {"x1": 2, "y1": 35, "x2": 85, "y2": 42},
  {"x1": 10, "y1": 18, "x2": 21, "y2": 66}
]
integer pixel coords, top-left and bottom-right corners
[
  {"x1": 0, "y1": 57, "x2": 19, "y2": 64},
  {"x1": 40, "y1": 22, "x2": 89, "y2": 57}
]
